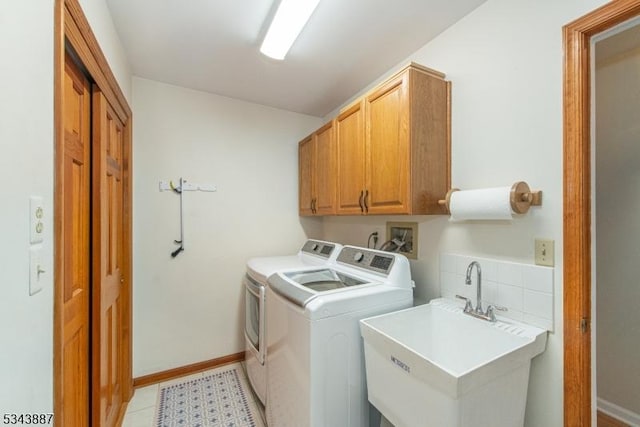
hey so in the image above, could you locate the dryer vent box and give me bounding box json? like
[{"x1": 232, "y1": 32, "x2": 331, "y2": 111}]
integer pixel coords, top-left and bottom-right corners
[{"x1": 385, "y1": 222, "x2": 418, "y2": 259}]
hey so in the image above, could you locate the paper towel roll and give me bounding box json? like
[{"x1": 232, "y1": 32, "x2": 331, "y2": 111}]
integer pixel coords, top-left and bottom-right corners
[{"x1": 449, "y1": 187, "x2": 513, "y2": 221}]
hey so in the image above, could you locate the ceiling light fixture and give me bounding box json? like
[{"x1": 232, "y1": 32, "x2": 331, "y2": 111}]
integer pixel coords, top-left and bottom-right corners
[{"x1": 260, "y1": 0, "x2": 321, "y2": 60}]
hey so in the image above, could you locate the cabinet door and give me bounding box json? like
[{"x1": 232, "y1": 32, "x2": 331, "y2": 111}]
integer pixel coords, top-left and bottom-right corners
[
  {"x1": 365, "y1": 72, "x2": 410, "y2": 214},
  {"x1": 298, "y1": 135, "x2": 315, "y2": 216},
  {"x1": 314, "y1": 121, "x2": 336, "y2": 215},
  {"x1": 336, "y1": 102, "x2": 366, "y2": 214}
]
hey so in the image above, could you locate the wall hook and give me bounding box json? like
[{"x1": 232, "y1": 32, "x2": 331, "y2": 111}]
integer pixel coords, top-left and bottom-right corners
[
  {"x1": 170, "y1": 180, "x2": 182, "y2": 194},
  {"x1": 171, "y1": 177, "x2": 185, "y2": 257}
]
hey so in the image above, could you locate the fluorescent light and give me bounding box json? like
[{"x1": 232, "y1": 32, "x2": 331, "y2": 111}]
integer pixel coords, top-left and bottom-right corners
[{"x1": 260, "y1": 0, "x2": 321, "y2": 60}]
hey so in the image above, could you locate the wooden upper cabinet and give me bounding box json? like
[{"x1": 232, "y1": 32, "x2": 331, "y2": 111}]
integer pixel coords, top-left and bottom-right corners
[
  {"x1": 365, "y1": 72, "x2": 411, "y2": 214},
  {"x1": 365, "y1": 64, "x2": 451, "y2": 215},
  {"x1": 406, "y1": 64, "x2": 451, "y2": 214},
  {"x1": 314, "y1": 121, "x2": 336, "y2": 214},
  {"x1": 298, "y1": 134, "x2": 315, "y2": 216},
  {"x1": 336, "y1": 101, "x2": 366, "y2": 215},
  {"x1": 301, "y1": 62, "x2": 450, "y2": 216},
  {"x1": 299, "y1": 121, "x2": 336, "y2": 216}
]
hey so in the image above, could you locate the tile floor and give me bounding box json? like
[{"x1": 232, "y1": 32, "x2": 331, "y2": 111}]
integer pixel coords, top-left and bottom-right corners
[{"x1": 122, "y1": 363, "x2": 266, "y2": 427}]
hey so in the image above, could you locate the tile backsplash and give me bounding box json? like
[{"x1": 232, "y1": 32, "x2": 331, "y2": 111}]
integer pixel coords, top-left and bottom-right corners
[{"x1": 440, "y1": 253, "x2": 554, "y2": 331}]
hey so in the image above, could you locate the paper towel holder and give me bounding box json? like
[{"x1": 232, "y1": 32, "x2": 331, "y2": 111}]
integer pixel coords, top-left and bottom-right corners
[
  {"x1": 437, "y1": 181, "x2": 542, "y2": 214},
  {"x1": 437, "y1": 187, "x2": 460, "y2": 213}
]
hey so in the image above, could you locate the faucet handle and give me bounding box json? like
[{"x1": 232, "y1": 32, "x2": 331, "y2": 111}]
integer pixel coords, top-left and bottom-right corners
[
  {"x1": 455, "y1": 295, "x2": 473, "y2": 313},
  {"x1": 486, "y1": 304, "x2": 508, "y2": 321}
]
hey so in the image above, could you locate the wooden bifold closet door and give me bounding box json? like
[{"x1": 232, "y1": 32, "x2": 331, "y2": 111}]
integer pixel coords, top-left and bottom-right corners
[
  {"x1": 55, "y1": 1, "x2": 132, "y2": 425},
  {"x1": 60, "y1": 50, "x2": 92, "y2": 427},
  {"x1": 92, "y1": 87, "x2": 127, "y2": 427},
  {"x1": 57, "y1": 53, "x2": 131, "y2": 427}
]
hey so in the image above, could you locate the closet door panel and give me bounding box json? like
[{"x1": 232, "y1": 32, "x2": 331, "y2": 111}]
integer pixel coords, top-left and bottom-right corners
[
  {"x1": 92, "y1": 88, "x2": 126, "y2": 427},
  {"x1": 60, "y1": 52, "x2": 91, "y2": 427}
]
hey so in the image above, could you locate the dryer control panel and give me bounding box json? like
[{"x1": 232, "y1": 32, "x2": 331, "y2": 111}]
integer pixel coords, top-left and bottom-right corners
[
  {"x1": 301, "y1": 240, "x2": 337, "y2": 259},
  {"x1": 337, "y1": 247, "x2": 395, "y2": 275}
]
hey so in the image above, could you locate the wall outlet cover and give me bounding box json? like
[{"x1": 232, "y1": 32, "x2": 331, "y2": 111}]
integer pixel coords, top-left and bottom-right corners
[{"x1": 30, "y1": 196, "x2": 44, "y2": 244}]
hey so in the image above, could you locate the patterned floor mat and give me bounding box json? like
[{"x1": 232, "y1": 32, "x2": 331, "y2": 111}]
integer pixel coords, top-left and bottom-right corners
[{"x1": 155, "y1": 364, "x2": 264, "y2": 427}]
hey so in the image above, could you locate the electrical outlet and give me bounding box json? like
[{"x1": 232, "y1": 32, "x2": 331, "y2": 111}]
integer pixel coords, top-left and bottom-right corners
[
  {"x1": 30, "y1": 196, "x2": 44, "y2": 244},
  {"x1": 535, "y1": 239, "x2": 554, "y2": 267}
]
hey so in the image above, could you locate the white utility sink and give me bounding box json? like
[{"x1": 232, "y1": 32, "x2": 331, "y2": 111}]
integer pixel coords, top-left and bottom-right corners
[{"x1": 360, "y1": 298, "x2": 547, "y2": 427}]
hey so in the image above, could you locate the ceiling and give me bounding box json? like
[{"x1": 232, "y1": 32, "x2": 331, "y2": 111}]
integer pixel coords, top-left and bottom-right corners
[
  {"x1": 596, "y1": 19, "x2": 640, "y2": 64},
  {"x1": 106, "y1": 0, "x2": 487, "y2": 117}
]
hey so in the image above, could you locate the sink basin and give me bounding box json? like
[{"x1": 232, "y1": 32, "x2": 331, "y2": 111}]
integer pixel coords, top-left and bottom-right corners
[{"x1": 360, "y1": 298, "x2": 547, "y2": 427}]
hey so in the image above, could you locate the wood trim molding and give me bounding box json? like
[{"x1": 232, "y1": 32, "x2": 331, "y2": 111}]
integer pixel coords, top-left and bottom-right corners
[
  {"x1": 563, "y1": 16, "x2": 592, "y2": 427},
  {"x1": 63, "y1": 1, "x2": 130, "y2": 122},
  {"x1": 52, "y1": 1, "x2": 65, "y2": 423},
  {"x1": 563, "y1": 1, "x2": 640, "y2": 426},
  {"x1": 133, "y1": 352, "x2": 246, "y2": 388}
]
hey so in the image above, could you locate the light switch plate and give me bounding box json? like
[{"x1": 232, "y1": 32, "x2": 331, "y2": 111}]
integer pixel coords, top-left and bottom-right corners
[
  {"x1": 30, "y1": 196, "x2": 44, "y2": 244},
  {"x1": 535, "y1": 239, "x2": 554, "y2": 267},
  {"x1": 29, "y1": 246, "x2": 43, "y2": 295}
]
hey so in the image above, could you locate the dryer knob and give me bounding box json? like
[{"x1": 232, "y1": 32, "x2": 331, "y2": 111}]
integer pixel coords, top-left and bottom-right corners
[
  {"x1": 311, "y1": 243, "x2": 319, "y2": 251},
  {"x1": 353, "y1": 252, "x2": 364, "y2": 263}
]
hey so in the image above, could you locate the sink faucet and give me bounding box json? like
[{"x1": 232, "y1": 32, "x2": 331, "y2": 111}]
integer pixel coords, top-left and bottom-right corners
[
  {"x1": 465, "y1": 261, "x2": 483, "y2": 314},
  {"x1": 456, "y1": 261, "x2": 507, "y2": 322}
]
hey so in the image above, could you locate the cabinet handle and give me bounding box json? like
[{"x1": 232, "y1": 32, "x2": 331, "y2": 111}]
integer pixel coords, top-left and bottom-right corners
[
  {"x1": 312, "y1": 198, "x2": 317, "y2": 214},
  {"x1": 364, "y1": 190, "x2": 369, "y2": 213},
  {"x1": 358, "y1": 190, "x2": 364, "y2": 213}
]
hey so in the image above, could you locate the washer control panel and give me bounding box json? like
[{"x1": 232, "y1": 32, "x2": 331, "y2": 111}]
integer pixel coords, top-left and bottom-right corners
[
  {"x1": 337, "y1": 247, "x2": 395, "y2": 275},
  {"x1": 301, "y1": 240, "x2": 336, "y2": 259}
]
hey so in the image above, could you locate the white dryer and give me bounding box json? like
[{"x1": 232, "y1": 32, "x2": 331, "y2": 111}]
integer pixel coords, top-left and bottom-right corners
[
  {"x1": 265, "y1": 246, "x2": 414, "y2": 427},
  {"x1": 244, "y1": 239, "x2": 342, "y2": 405}
]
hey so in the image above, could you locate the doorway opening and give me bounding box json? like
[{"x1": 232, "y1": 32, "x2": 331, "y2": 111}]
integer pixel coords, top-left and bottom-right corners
[
  {"x1": 593, "y1": 18, "x2": 640, "y2": 427},
  {"x1": 563, "y1": 1, "x2": 640, "y2": 426}
]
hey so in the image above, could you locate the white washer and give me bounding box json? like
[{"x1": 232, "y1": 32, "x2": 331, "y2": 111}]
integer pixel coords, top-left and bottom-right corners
[
  {"x1": 244, "y1": 240, "x2": 342, "y2": 405},
  {"x1": 265, "y1": 246, "x2": 414, "y2": 427}
]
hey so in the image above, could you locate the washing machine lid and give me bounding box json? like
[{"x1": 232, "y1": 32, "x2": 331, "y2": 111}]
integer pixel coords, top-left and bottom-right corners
[
  {"x1": 285, "y1": 268, "x2": 368, "y2": 292},
  {"x1": 268, "y1": 268, "x2": 374, "y2": 308},
  {"x1": 247, "y1": 255, "x2": 306, "y2": 284},
  {"x1": 246, "y1": 240, "x2": 343, "y2": 283}
]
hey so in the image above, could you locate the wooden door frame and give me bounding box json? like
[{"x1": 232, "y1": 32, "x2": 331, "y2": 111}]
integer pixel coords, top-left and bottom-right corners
[
  {"x1": 563, "y1": 1, "x2": 640, "y2": 425},
  {"x1": 54, "y1": 0, "x2": 133, "y2": 423}
]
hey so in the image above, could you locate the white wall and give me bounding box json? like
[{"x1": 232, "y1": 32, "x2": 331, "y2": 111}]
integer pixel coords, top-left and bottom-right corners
[
  {"x1": 79, "y1": 0, "x2": 132, "y2": 102},
  {"x1": 0, "y1": 1, "x2": 54, "y2": 413},
  {"x1": 132, "y1": 77, "x2": 322, "y2": 376},
  {"x1": 0, "y1": 0, "x2": 130, "y2": 414},
  {"x1": 322, "y1": 0, "x2": 608, "y2": 426},
  {"x1": 595, "y1": 41, "x2": 640, "y2": 418}
]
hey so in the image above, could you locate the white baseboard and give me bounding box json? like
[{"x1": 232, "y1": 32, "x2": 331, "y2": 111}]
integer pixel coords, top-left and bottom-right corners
[{"x1": 598, "y1": 397, "x2": 640, "y2": 427}]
